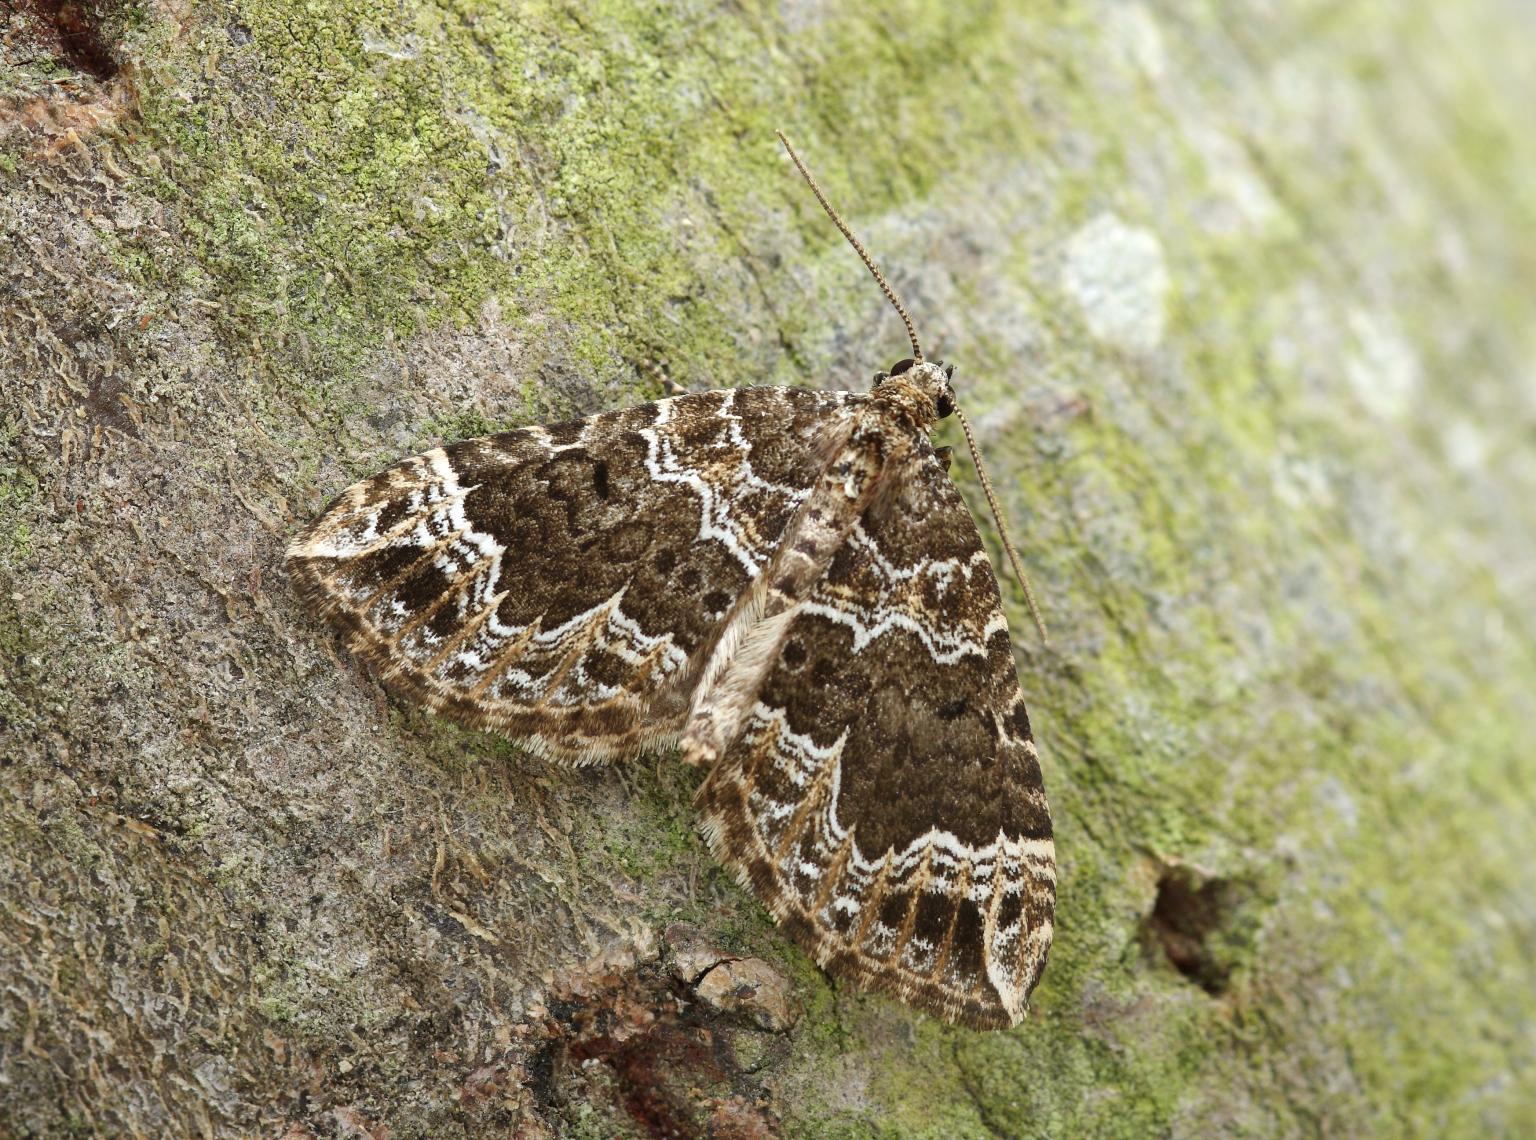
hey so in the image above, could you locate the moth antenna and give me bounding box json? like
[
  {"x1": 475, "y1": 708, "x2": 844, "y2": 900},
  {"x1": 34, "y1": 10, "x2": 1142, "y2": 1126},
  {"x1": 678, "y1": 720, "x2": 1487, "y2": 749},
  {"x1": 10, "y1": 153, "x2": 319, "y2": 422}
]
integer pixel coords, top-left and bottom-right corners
[
  {"x1": 776, "y1": 130, "x2": 924, "y2": 362},
  {"x1": 953, "y1": 405, "x2": 1051, "y2": 649}
]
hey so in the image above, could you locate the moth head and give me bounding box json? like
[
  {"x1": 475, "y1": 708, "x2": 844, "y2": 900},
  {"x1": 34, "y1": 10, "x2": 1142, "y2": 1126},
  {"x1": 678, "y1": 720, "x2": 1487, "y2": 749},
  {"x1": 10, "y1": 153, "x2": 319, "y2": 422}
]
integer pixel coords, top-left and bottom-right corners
[{"x1": 876, "y1": 358, "x2": 957, "y2": 420}]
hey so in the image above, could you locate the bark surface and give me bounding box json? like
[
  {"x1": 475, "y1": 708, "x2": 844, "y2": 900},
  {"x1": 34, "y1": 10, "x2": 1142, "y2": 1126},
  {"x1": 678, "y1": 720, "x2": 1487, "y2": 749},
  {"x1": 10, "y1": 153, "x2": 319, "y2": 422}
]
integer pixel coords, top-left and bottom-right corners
[{"x1": 3, "y1": 1, "x2": 1535, "y2": 1136}]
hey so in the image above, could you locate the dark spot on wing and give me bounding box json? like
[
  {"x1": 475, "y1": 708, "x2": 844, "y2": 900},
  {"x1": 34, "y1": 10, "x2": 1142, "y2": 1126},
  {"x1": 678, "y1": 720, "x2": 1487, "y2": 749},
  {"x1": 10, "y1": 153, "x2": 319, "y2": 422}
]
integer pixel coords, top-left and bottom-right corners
[{"x1": 1008, "y1": 700, "x2": 1032, "y2": 740}]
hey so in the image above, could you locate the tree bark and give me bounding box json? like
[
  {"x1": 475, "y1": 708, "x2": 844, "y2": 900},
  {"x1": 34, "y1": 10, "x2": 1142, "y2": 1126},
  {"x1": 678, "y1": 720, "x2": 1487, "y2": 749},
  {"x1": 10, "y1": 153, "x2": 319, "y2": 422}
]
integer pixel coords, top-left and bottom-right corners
[{"x1": 3, "y1": 1, "x2": 1535, "y2": 1136}]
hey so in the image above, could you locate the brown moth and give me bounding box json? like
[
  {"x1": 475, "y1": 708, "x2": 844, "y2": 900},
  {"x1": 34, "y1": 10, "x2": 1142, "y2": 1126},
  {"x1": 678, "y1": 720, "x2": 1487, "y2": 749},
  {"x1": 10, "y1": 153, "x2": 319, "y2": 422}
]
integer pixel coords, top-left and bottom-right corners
[{"x1": 286, "y1": 134, "x2": 1055, "y2": 1029}]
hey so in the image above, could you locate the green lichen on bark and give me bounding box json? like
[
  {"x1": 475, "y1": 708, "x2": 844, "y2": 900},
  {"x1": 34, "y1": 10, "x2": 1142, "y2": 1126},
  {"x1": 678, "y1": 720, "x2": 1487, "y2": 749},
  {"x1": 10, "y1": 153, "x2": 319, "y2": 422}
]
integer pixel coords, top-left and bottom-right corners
[{"x1": 3, "y1": 0, "x2": 1535, "y2": 1136}]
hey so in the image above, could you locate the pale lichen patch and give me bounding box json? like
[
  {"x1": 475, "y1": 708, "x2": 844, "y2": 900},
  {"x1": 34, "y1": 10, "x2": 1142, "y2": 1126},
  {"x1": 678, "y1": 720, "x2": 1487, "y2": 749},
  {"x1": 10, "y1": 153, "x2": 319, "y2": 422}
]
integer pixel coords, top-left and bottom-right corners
[
  {"x1": 1101, "y1": 1, "x2": 1167, "y2": 83},
  {"x1": 1271, "y1": 449, "x2": 1336, "y2": 512},
  {"x1": 1345, "y1": 308, "x2": 1422, "y2": 419},
  {"x1": 1443, "y1": 417, "x2": 1490, "y2": 472},
  {"x1": 1060, "y1": 212, "x2": 1170, "y2": 352},
  {"x1": 1185, "y1": 122, "x2": 1283, "y2": 234}
]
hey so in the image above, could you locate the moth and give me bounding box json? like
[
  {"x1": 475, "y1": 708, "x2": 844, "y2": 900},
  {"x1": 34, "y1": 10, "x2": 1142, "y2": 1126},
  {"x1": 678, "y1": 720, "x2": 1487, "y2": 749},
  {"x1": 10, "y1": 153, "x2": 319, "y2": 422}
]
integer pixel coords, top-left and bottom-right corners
[{"x1": 287, "y1": 134, "x2": 1055, "y2": 1029}]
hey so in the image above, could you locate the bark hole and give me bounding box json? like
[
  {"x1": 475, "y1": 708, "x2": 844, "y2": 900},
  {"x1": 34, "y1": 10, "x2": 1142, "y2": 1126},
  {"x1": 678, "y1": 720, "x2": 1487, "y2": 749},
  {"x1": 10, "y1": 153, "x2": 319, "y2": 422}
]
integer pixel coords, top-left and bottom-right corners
[
  {"x1": 10, "y1": 1, "x2": 123, "y2": 80},
  {"x1": 1143, "y1": 865, "x2": 1242, "y2": 996}
]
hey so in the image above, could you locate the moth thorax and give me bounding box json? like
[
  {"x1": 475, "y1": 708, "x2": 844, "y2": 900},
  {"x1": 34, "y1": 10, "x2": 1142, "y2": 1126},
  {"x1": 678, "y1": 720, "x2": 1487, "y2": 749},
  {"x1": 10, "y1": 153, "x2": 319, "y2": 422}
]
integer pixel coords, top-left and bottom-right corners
[{"x1": 875, "y1": 359, "x2": 956, "y2": 429}]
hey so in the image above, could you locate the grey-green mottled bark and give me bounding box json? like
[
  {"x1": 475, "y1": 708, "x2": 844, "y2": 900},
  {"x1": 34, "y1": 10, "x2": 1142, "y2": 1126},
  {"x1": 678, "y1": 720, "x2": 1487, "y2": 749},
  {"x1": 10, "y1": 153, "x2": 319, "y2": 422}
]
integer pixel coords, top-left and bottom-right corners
[{"x1": 3, "y1": 1, "x2": 1534, "y2": 1136}]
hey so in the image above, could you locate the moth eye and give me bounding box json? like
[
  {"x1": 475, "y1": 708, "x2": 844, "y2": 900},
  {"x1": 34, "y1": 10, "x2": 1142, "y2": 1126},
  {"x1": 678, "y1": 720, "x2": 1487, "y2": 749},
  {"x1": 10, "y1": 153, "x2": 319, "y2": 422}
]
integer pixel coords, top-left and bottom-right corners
[
  {"x1": 872, "y1": 370, "x2": 890, "y2": 384},
  {"x1": 935, "y1": 392, "x2": 955, "y2": 419},
  {"x1": 888, "y1": 358, "x2": 917, "y2": 376}
]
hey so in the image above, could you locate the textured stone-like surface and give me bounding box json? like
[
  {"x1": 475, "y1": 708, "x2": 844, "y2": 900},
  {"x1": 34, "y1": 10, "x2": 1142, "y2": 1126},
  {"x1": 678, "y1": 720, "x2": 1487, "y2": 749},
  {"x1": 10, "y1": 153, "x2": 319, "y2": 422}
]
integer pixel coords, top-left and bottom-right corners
[{"x1": 3, "y1": 0, "x2": 1535, "y2": 1136}]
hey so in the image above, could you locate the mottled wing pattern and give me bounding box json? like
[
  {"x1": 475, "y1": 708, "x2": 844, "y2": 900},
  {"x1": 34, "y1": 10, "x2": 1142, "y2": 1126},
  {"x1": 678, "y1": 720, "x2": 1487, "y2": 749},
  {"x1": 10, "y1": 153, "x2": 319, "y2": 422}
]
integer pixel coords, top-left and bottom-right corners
[
  {"x1": 287, "y1": 388, "x2": 856, "y2": 761},
  {"x1": 695, "y1": 454, "x2": 1055, "y2": 1028}
]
